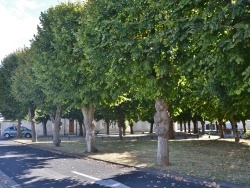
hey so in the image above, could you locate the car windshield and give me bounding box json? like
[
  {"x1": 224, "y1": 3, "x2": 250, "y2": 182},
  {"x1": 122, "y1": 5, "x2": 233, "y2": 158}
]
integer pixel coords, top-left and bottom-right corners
[
  {"x1": 6, "y1": 127, "x2": 16, "y2": 130},
  {"x1": 22, "y1": 127, "x2": 30, "y2": 131}
]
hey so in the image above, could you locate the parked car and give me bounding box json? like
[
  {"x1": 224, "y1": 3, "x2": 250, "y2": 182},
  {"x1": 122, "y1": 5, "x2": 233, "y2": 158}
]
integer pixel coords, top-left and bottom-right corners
[{"x1": 3, "y1": 126, "x2": 32, "y2": 138}]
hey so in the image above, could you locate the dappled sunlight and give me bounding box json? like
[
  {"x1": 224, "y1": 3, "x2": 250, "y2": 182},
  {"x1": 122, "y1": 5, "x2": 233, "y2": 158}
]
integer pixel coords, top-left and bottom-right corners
[{"x1": 90, "y1": 151, "x2": 151, "y2": 168}]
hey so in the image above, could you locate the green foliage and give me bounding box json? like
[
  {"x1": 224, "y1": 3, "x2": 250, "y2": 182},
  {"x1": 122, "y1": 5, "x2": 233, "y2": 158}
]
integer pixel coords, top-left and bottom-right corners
[
  {"x1": 11, "y1": 47, "x2": 43, "y2": 110},
  {"x1": 1, "y1": 0, "x2": 250, "y2": 128},
  {"x1": 31, "y1": 2, "x2": 84, "y2": 108},
  {"x1": 0, "y1": 51, "x2": 26, "y2": 120}
]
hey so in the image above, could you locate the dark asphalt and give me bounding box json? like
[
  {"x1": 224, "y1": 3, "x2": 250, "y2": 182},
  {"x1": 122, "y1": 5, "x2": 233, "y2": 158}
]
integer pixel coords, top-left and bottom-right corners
[{"x1": 0, "y1": 136, "x2": 249, "y2": 188}]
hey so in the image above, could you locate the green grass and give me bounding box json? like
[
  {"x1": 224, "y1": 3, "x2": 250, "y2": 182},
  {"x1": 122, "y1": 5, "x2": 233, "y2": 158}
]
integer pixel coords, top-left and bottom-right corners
[{"x1": 16, "y1": 137, "x2": 250, "y2": 186}]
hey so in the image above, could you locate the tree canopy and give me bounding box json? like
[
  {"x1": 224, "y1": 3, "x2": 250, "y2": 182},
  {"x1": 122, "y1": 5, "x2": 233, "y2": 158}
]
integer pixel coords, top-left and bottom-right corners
[{"x1": 0, "y1": 0, "x2": 250, "y2": 165}]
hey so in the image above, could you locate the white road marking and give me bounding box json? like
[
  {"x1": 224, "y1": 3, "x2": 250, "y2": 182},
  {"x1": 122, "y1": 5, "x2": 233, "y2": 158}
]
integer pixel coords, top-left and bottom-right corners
[
  {"x1": 71, "y1": 171, "x2": 100, "y2": 181},
  {"x1": 71, "y1": 171, "x2": 131, "y2": 188}
]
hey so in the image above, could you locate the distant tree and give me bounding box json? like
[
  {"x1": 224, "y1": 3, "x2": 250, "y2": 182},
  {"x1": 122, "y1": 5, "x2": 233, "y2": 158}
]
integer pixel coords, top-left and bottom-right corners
[
  {"x1": 63, "y1": 108, "x2": 84, "y2": 136},
  {"x1": 0, "y1": 52, "x2": 26, "y2": 138},
  {"x1": 31, "y1": 2, "x2": 84, "y2": 146},
  {"x1": 11, "y1": 47, "x2": 45, "y2": 142},
  {"x1": 95, "y1": 105, "x2": 116, "y2": 135}
]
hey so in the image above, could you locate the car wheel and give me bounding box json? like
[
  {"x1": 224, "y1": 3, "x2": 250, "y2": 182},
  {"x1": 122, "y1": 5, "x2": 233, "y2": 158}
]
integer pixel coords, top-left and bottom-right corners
[
  {"x1": 25, "y1": 133, "x2": 32, "y2": 138},
  {"x1": 4, "y1": 133, "x2": 10, "y2": 138}
]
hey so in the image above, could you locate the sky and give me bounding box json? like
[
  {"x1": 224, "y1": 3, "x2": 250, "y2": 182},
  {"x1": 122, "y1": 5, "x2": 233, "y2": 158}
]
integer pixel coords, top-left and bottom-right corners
[{"x1": 0, "y1": 0, "x2": 77, "y2": 63}]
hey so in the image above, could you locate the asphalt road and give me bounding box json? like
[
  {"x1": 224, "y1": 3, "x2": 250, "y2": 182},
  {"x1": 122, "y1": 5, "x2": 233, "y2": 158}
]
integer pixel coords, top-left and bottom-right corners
[{"x1": 0, "y1": 138, "x2": 248, "y2": 188}]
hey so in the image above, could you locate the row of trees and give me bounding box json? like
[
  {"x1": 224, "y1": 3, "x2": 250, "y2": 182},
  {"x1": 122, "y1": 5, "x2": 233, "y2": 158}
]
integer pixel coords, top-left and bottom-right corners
[{"x1": 0, "y1": 0, "x2": 250, "y2": 166}]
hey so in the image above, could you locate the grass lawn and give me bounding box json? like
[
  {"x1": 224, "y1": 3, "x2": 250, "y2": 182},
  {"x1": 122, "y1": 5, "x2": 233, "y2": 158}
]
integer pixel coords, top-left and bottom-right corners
[{"x1": 15, "y1": 137, "x2": 250, "y2": 186}]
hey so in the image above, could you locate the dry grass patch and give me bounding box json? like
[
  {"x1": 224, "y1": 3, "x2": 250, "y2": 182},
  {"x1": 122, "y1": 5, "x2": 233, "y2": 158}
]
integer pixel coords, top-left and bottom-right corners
[{"x1": 15, "y1": 137, "x2": 250, "y2": 186}]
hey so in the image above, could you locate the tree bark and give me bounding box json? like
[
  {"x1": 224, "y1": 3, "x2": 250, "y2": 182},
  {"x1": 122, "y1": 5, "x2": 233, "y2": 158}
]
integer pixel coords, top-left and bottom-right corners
[
  {"x1": 169, "y1": 119, "x2": 175, "y2": 139},
  {"x1": 130, "y1": 125, "x2": 134, "y2": 134},
  {"x1": 230, "y1": 116, "x2": 240, "y2": 143},
  {"x1": 29, "y1": 107, "x2": 37, "y2": 142},
  {"x1": 17, "y1": 119, "x2": 22, "y2": 138},
  {"x1": 117, "y1": 115, "x2": 125, "y2": 140},
  {"x1": 154, "y1": 99, "x2": 171, "y2": 166},
  {"x1": 188, "y1": 120, "x2": 191, "y2": 133},
  {"x1": 216, "y1": 121, "x2": 219, "y2": 132},
  {"x1": 81, "y1": 104, "x2": 98, "y2": 152},
  {"x1": 180, "y1": 120, "x2": 183, "y2": 132},
  {"x1": 118, "y1": 126, "x2": 122, "y2": 140},
  {"x1": 218, "y1": 119, "x2": 224, "y2": 138},
  {"x1": 242, "y1": 120, "x2": 246, "y2": 133},
  {"x1": 192, "y1": 119, "x2": 198, "y2": 134},
  {"x1": 184, "y1": 122, "x2": 187, "y2": 132},
  {"x1": 42, "y1": 120, "x2": 47, "y2": 136},
  {"x1": 201, "y1": 119, "x2": 205, "y2": 134},
  {"x1": 122, "y1": 126, "x2": 126, "y2": 136},
  {"x1": 50, "y1": 106, "x2": 61, "y2": 147},
  {"x1": 106, "y1": 121, "x2": 110, "y2": 135},
  {"x1": 149, "y1": 119, "x2": 154, "y2": 133},
  {"x1": 83, "y1": 122, "x2": 86, "y2": 137},
  {"x1": 79, "y1": 119, "x2": 84, "y2": 136}
]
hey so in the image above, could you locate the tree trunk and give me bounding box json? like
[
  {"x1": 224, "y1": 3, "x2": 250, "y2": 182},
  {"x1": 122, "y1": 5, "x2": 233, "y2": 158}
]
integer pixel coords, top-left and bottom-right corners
[
  {"x1": 118, "y1": 126, "x2": 122, "y2": 140},
  {"x1": 188, "y1": 120, "x2": 191, "y2": 133},
  {"x1": 79, "y1": 118, "x2": 84, "y2": 136},
  {"x1": 42, "y1": 119, "x2": 47, "y2": 136},
  {"x1": 154, "y1": 99, "x2": 171, "y2": 166},
  {"x1": 81, "y1": 104, "x2": 98, "y2": 152},
  {"x1": 169, "y1": 119, "x2": 175, "y2": 139},
  {"x1": 201, "y1": 120, "x2": 205, "y2": 134},
  {"x1": 130, "y1": 125, "x2": 134, "y2": 134},
  {"x1": 122, "y1": 125, "x2": 126, "y2": 136},
  {"x1": 192, "y1": 119, "x2": 198, "y2": 134},
  {"x1": 184, "y1": 122, "x2": 187, "y2": 132},
  {"x1": 149, "y1": 119, "x2": 154, "y2": 133},
  {"x1": 180, "y1": 120, "x2": 183, "y2": 132},
  {"x1": 29, "y1": 107, "x2": 37, "y2": 142},
  {"x1": 218, "y1": 119, "x2": 224, "y2": 138},
  {"x1": 106, "y1": 121, "x2": 110, "y2": 135},
  {"x1": 242, "y1": 120, "x2": 246, "y2": 133},
  {"x1": 83, "y1": 122, "x2": 86, "y2": 137},
  {"x1": 117, "y1": 115, "x2": 125, "y2": 140},
  {"x1": 17, "y1": 119, "x2": 22, "y2": 138},
  {"x1": 215, "y1": 121, "x2": 219, "y2": 132},
  {"x1": 51, "y1": 106, "x2": 61, "y2": 147},
  {"x1": 230, "y1": 116, "x2": 240, "y2": 143}
]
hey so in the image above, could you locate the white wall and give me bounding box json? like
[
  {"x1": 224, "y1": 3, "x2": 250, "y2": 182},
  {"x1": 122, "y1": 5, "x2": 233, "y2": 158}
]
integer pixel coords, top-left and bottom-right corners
[
  {"x1": 1, "y1": 119, "x2": 71, "y2": 136},
  {"x1": 1, "y1": 118, "x2": 154, "y2": 136},
  {"x1": 94, "y1": 120, "x2": 153, "y2": 133},
  {"x1": 175, "y1": 120, "x2": 250, "y2": 132}
]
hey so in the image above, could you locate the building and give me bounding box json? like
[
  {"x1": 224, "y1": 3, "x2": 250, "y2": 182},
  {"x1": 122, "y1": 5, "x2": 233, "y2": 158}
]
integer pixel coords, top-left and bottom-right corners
[{"x1": 1, "y1": 119, "x2": 153, "y2": 137}]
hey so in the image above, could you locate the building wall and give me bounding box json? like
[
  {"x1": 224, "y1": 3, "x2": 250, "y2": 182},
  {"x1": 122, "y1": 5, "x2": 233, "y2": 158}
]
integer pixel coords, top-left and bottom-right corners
[
  {"x1": 174, "y1": 120, "x2": 250, "y2": 132},
  {"x1": 94, "y1": 120, "x2": 153, "y2": 134},
  {"x1": 1, "y1": 119, "x2": 154, "y2": 136}
]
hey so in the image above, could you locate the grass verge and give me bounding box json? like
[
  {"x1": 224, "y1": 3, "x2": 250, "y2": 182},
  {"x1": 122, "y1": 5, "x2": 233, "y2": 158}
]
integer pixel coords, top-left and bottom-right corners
[{"x1": 15, "y1": 137, "x2": 250, "y2": 186}]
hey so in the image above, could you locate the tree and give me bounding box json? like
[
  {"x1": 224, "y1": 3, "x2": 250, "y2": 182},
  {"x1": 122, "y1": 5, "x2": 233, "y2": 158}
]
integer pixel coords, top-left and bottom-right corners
[
  {"x1": 136, "y1": 100, "x2": 156, "y2": 134},
  {"x1": 0, "y1": 52, "x2": 26, "y2": 138},
  {"x1": 11, "y1": 47, "x2": 44, "y2": 142},
  {"x1": 32, "y1": 2, "x2": 107, "y2": 151},
  {"x1": 63, "y1": 108, "x2": 84, "y2": 136},
  {"x1": 80, "y1": 0, "x2": 186, "y2": 165},
  {"x1": 31, "y1": 2, "x2": 85, "y2": 146},
  {"x1": 95, "y1": 105, "x2": 116, "y2": 135}
]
